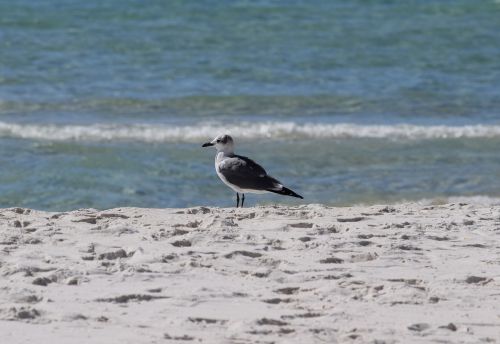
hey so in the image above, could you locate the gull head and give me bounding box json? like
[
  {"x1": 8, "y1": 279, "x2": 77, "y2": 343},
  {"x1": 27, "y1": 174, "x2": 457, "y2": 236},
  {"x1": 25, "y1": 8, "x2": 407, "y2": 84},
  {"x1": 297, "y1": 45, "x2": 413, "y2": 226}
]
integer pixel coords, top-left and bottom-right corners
[{"x1": 202, "y1": 134, "x2": 234, "y2": 153}]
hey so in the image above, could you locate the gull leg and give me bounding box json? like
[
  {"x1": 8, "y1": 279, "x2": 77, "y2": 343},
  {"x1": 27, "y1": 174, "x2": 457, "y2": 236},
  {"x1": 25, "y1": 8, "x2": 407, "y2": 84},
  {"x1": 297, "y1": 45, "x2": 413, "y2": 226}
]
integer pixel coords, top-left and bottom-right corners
[
  {"x1": 236, "y1": 193, "x2": 240, "y2": 208},
  {"x1": 241, "y1": 193, "x2": 245, "y2": 208}
]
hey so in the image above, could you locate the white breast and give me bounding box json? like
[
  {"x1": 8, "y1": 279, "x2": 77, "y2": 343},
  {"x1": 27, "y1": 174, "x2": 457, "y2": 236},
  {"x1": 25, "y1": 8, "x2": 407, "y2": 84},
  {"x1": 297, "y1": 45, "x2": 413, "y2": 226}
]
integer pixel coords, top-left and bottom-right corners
[{"x1": 215, "y1": 154, "x2": 243, "y2": 193}]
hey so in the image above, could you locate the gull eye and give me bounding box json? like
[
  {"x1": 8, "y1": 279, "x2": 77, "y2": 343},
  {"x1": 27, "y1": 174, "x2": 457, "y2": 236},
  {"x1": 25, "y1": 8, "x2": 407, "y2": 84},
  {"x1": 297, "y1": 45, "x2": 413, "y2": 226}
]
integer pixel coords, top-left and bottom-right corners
[{"x1": 216, "y1": 139, "x2": 221, "y2": 143}]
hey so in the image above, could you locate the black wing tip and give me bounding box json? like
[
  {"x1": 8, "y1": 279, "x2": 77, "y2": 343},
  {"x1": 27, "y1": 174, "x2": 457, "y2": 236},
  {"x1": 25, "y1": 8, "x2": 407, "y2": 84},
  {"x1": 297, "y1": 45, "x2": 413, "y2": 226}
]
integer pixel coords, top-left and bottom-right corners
[{"x1": 267, "y1": 187, "x2": 304, "y2": 199}]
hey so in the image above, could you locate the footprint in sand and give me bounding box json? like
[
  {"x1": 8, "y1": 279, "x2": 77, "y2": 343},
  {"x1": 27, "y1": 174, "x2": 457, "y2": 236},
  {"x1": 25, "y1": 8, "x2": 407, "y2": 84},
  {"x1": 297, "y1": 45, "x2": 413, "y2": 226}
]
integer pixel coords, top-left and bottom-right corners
[
  {"x1": 427, "y1": 235, "x2": 450, "y2": 241},
  {"x1": 289, "y1": 222, "x2": 314, "y2": 229},
  {"x1": 396, "y1": 244, "x2": 422, "y2": 251},
  {"x1": 314, "y1": 225, "x2": 339, "y2": 235},
  {"x1": 171, "y1": 229, "x2": 189, "y2": 236},
  {"x1": 348, "y1": 252, "x2": 378, "y2": 263},
  {"x1": 324, "y1": 273, "x2": 353, "y2": 280},
  {"x1": 12, "y1": 220, "x2": 23, "y2": 228},
  {"x1": 185, "y1": 207, "x2": 211, "y2": 215},
  {"x1": 281, "y1": 312, "x2": 322, "y2": 320},
  {"x1": 161, "y1": 253, "x2": 178, "y2": 262},
  {"x1": 20, "y1": 237, "x2": 42, "y2": 245},
  {"x1": 32, "y1": 277, "x2": 54, "y2": 287},
  {"x1": 337, "y1": 216, "x2": 365, "y2": 223},
  {"x1": 298, "y1": 236, "x2": 313, "y2": 242},
  {"x1": 96, "y1": 294, "x2": 169, "y2": 303},
  {"x1": 0, "y1": 235, "x2": 19, "y2": 245},
  {"x1": 14, "y1": 295, "x2": 43, "y2": 304},
  {"x1": 262, "y1": 298, "x2": 292, "y2": 304},
  {"x1": 72, "y1": 217, "x2": 98, "y2": 225},
  {"x1": 97, "y1": 249, "x2": 128, "y2": 260},
  {"x1": 408, "y1": 323, "x2": 430, "y2": 332},
  {"x1": 11, "y1": 207, "x2": 31, "y2": 215},
  {"x1": 465, "y1": 276, "x2": 492, "y2": 285},
  {"x1": 462, "y1": 243, "x2": 489, "y2": 248},
  {"x1": 188, "y1": 317, "x2": 227, "y2": 325},
  {"x1": 171, "y1": 239, "x2": 192, "y2": 247},
  {"x1": 2, "y1": 307, "x2": 41, "y2": 321},
  {"x1": 319, "y1": 257, "x2": 344, "y2": 264},
  {"x1": 274, "y1": 287, "x2": 300, "y2": 295},
  {"x1": 236, "y1": 212, "x2": 256, "y2": 220},
  {"x1": 438, "y1": 323, "x2": 458, "y2": 331},
  {"x1": 173, "y1": 221, "x2": 201, "y2": 228},
  {"x1": 257, "y1": 318, "x2": 289, "y2": 326},
  {"x1": 224, "y1": 250, "x2": 262, "y2": 259},
  {"x1": 65, "y1": 277, "x2": 80, "y2": 286},
  {"x1": 164, "y1": 334, "x2": 195, "y2": 341},
  {"x1": 97, "y1": 213, "x2": 129, "y2": 219}
]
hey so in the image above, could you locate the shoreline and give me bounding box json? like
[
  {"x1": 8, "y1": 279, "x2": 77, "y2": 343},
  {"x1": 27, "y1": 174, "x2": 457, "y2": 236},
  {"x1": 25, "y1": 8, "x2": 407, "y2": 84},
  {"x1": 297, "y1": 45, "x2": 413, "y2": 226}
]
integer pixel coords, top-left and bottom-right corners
[{"x1": 1, "y1": 203, "x2": 499, "y2": 343}]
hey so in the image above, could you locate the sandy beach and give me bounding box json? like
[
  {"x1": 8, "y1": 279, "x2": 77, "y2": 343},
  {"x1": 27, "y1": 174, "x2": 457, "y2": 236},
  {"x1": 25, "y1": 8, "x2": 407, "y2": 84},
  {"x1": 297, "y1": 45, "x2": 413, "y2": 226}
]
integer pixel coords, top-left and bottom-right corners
[{"x1": 0, "y1": 203, "x2": 499, "y2": 343}]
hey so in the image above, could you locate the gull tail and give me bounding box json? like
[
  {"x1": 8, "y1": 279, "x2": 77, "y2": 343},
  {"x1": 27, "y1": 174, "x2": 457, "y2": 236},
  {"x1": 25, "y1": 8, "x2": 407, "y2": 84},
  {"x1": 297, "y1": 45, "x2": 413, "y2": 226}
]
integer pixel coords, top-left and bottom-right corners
[{"x1": 267, "y1": 186, "x2": 304, "y2": 199}]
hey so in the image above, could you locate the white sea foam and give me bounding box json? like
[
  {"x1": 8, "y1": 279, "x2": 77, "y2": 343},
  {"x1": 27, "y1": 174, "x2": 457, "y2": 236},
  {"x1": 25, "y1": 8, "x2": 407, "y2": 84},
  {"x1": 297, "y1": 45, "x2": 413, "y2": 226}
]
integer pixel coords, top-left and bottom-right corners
[
  {"x1": 413, "y1": 196, "x2": 500, "y2": 206},
  {"x1": 0, "y1": 121, "x2": 499, "y2": 142},
  {"x1": 355, "y1": 195, "x2": 500, "y2": 207}
]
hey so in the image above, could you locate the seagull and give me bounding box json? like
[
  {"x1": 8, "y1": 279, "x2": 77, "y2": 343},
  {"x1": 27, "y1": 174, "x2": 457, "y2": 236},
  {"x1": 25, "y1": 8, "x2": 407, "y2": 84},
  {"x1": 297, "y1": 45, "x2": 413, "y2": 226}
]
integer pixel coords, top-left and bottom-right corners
[{"x1": 202, "y1": 134, "x2": 303, "y2": 207}]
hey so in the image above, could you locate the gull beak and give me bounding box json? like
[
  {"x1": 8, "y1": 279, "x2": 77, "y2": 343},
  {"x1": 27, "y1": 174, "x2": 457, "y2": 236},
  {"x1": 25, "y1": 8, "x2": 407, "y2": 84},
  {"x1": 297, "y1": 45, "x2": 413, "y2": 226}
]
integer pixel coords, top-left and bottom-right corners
[{"x1": 202, "y1": 142, "x2": 214, "y2": 147}]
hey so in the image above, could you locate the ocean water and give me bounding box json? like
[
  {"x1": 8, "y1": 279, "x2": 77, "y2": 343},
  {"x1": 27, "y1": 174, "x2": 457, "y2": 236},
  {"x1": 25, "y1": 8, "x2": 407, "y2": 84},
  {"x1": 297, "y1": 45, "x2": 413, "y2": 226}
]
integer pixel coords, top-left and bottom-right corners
[{"x1": 1, "y1": 0, "x2": 500, "y2": 210}]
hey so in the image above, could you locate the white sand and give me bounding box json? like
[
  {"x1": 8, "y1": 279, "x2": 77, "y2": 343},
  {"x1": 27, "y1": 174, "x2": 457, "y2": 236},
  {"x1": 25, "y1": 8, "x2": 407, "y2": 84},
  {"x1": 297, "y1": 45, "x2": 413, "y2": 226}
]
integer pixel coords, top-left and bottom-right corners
[{"x1": 0, "y1": 203, "x2": 499, "y2": 343}]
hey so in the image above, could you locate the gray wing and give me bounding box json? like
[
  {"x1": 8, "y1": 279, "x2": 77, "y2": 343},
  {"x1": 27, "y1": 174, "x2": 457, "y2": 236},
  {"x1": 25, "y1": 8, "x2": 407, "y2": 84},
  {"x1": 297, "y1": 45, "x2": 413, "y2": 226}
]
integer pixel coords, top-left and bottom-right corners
[{"x1": 218, "y1": 155, "x2": 281, "y2": 191}]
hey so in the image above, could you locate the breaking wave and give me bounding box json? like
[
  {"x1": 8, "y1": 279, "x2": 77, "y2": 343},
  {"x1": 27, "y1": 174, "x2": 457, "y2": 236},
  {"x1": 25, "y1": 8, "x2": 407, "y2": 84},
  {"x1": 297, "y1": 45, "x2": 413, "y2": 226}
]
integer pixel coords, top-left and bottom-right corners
[{"x1": 0, "y1": 121, "x2": 499, "y2": 143}]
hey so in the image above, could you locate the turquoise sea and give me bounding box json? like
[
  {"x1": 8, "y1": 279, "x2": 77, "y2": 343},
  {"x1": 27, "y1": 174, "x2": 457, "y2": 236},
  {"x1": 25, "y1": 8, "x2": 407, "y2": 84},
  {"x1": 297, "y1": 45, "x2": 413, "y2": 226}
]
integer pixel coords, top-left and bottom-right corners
[{"x1": 1, "y1": 0, "x2": 500, "y2": 210}]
